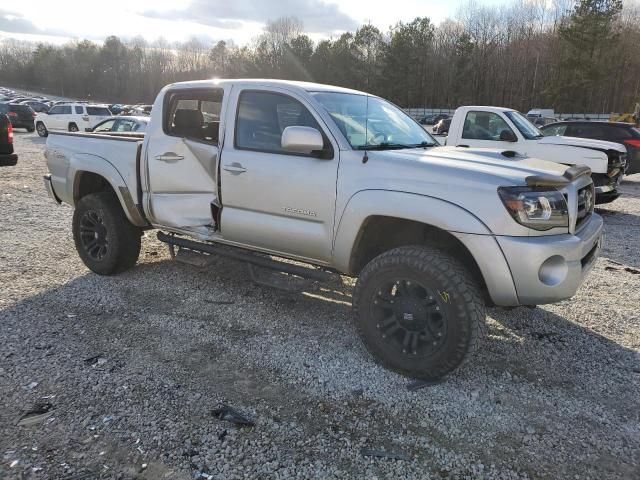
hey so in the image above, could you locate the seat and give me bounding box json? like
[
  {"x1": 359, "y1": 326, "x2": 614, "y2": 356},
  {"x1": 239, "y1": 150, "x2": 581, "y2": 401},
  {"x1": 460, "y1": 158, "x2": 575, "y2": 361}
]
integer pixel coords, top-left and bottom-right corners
[{"x1": 173, "y1": 109, "x2": 204, "y2": 139}]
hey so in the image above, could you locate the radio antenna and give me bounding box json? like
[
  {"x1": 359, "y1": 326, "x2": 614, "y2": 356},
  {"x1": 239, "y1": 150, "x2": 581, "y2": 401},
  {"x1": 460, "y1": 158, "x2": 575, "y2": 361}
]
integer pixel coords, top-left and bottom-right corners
[{"x1": 362, "y1": 94, "x2": 369, "y2": 164}]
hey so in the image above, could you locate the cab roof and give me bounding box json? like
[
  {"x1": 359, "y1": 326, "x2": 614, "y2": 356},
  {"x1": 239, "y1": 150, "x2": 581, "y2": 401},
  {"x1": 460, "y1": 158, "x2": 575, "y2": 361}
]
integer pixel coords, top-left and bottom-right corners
[{"x1": 165, "y1": 78, "x2": 368, "y2": 96}]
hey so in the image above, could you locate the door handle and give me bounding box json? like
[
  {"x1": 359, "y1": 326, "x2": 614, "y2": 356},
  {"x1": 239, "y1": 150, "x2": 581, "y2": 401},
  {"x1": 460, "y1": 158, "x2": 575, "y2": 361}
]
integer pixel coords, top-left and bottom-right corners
[
  {"x1": 156, "y1": 153, "x2": 184, "y2": 163},
  {"x1": 223, "y1": 162, "x2": 247, "y2": 174}
]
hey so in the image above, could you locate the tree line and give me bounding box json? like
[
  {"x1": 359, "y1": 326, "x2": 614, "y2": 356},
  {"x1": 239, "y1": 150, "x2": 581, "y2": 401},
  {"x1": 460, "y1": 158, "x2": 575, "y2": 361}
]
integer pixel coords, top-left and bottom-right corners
[{"x1": 0, "y1": 0, "x2": 638, "y2": 113}]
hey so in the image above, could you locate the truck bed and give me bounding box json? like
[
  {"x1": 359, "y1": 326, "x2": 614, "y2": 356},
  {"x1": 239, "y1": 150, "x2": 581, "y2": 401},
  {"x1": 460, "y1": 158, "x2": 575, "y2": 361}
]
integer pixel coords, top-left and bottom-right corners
[{"x1": 46, "y1": 131, "x2": 143, "y2": 208}]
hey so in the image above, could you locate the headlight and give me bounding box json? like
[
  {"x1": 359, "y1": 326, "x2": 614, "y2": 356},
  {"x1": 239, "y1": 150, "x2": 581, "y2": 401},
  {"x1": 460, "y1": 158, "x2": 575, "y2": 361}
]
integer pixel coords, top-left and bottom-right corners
[{"x1": 498, "y1": 186, "x2": 568, "y2": 231}]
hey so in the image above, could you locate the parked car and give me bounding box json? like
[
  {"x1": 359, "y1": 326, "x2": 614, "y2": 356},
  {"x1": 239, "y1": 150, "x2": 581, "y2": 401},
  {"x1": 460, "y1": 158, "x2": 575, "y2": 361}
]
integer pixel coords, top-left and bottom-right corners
[
  {"x1": 36, "y1": 103, "x2": 112, "y2": 136},
  {"x1": 445, "y1": 106, "x2": 627, "y2": 203},
  {"x1": 19, "y1": 100, "x2": 50, "y2": 113},
  {"x1": 44, "y1": 79, "x2": 603, "y2": 380},
  {"x1": 540, "y1": 121, "x2": 640, "y2": 175},
  {"x1": 419, "y1": 113, "x2": 449, "y2": 125},
  {"x1": 433, "y1": 118, "x2": 451, "y2": 134},
  {"x1": 531, "y1": 117, "x2": 557, "y2": 127},
  {"x1": 0, "y1": 113, "x2": 18, "y2": 166},
  {"x1": 526, "y1": 108, "x2": 555, "y2": 119},
  {"x1": 88, "y1": 116, "x2": 149, "y2": 133},
  {"x1": 0, "y1": 103, "x2": 36, "y2": 132}
]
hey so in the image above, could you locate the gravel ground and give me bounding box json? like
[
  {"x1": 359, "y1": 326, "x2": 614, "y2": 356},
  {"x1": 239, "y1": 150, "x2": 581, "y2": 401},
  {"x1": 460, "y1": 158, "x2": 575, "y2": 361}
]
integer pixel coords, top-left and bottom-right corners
[{"x1": 1, "y1": 132, "x2": 639, "y2": 479}]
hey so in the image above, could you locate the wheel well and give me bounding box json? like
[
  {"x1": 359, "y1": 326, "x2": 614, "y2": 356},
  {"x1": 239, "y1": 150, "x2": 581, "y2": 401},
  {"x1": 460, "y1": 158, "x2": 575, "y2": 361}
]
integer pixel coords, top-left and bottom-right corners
[
  {"x1": 349, "y1": 216, "x2": 490, "y2": 302},
  {"x1": 74, "y1": 171, "x2": 115, "y2": 202}
]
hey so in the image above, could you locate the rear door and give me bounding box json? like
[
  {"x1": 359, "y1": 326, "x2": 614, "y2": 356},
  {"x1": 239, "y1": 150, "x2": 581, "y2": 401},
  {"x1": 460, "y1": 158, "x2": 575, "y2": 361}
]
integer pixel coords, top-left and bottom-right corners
[
  {"x1": 218, "y1": 87, "x2": 339, "y2": 262},
  {"x1": 145, "y1": 87, "x2": 225, "y2": 229}
]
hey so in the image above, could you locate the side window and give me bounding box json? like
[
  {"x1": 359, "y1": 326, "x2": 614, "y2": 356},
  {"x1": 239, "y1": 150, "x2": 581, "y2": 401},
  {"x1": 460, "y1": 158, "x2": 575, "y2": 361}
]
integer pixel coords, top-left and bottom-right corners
[
  {"x1": 462, "y1": 111, "x2": 514, "y2": 141},
  {"x1": 164, "y1": 88, "x2": 223, "y2": 144},
  {"x1": 235, "y1": 91, "x2": 322, "y2": 154},
  {"x1": 94, "y1": 120, "x2": 115, "y2": 132},
  {"x1": 566, "y1": 124, "x2": 604, "y2": 139},
  {"x1": 59, "y1": 106, "x2": 72, "y2": 115},
  {"x1": 542, "y1": 125, "x2": 567, "y2": 136},
  {"x1": 48, "y1": 106, "x2": 61, "y2": 115},
  {"x1": 602, "y1": 125, "x2": 631, "y2": 141},
  {"x1": 75, "y1": 106, "x2": 84, "y2": 114},
  {"x1": 114, "y1": 119, "x2": 135, "y2": 132}
]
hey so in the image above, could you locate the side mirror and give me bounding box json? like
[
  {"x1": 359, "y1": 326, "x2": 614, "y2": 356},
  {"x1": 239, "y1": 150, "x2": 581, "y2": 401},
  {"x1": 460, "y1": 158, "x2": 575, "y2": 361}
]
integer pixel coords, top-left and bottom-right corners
[
  {"x1": 499, "y1": 129, "x2": 517, "y2": 142},
  {"x1": 281, "y1": 126, "x2": 324, "y2": 155}
]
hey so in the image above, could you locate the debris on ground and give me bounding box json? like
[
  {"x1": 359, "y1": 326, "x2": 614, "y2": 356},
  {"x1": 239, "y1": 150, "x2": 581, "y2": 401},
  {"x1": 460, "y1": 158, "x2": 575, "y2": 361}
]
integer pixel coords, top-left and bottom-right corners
[
  {"x1": 211, "y1": 404, "x2": 255, "y2": 427},
  {"x1": 16, "y1": 403, "x2": 55, "y2": 426},
  {"x1": 83, "y1": 355, "x2": 107, "y2": 366},
  {"x1": 360, "y1": 448, "x2": 410, "y2": 461}
]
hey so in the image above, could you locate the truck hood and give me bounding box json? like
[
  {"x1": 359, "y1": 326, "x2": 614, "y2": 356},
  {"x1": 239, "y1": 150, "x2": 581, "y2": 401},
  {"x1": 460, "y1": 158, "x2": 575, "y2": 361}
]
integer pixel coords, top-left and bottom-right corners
[
  {"x1": 395, "y1": 146, "x2": 570, "y2": 184},
  {"x1": 539, "y1": 135, "x2": 626, "y2": 153}
]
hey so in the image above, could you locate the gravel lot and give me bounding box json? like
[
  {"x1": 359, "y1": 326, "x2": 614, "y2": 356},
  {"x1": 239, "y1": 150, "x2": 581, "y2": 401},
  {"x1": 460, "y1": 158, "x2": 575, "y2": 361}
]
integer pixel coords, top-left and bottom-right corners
[{"x1": 1, "y1": 132, "x2": 639, "y2": 479}]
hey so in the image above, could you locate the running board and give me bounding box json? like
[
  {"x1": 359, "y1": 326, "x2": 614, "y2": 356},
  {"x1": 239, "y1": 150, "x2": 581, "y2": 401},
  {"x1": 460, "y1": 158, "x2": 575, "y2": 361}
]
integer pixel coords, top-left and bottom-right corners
[{"x1": 157, "y1": 231, "x2": 334, "y2": 282}]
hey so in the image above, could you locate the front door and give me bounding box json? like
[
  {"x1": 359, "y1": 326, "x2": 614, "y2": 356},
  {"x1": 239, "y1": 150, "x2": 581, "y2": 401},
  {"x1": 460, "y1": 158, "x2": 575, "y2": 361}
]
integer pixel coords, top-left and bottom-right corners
[
  {"x1": 456, "y1": 110, "x2": 519, "y2": 149},
  {"x1": 145, "y1": 87, "x2": 225, "y2": 229},
  {"x1": 219, "y1": 87, "x2": 339, "y2": 263}
]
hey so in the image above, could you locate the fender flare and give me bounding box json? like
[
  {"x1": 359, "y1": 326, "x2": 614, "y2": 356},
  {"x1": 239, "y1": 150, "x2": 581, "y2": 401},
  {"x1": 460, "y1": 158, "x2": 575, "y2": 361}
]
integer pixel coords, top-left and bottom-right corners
[
  {"x1": 332, "y1": 189, "x2": 519, "y2": 305},
  {"x1": 332, "y1": 189, "x2": 492, "y2": 272},
  {"x1": 69, "y1": 153, "x2": 147, "y2": 227}
]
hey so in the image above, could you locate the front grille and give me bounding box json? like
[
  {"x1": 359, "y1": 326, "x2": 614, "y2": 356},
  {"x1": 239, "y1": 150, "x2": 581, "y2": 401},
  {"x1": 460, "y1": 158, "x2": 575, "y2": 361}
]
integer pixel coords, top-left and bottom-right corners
[{"x1": 576, "y1": 184, "x2": 595, "y2": 229}]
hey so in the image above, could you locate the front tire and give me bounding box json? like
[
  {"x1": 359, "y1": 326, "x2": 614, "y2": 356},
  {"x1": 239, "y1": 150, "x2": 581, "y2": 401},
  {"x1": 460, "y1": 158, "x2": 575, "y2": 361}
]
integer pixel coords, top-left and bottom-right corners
[
  {"x1": 353, "y1": 246, "x2": 485, "y2": 380},
  {"x1": 36, "y1": 122, "x2": 48, "y2": 137},
  {"x1": 69, "y1": 123, "x2": 79, "y2": 132},
  {"x1": 72, "y1": 192, "x2": 142, "y2": 275}
]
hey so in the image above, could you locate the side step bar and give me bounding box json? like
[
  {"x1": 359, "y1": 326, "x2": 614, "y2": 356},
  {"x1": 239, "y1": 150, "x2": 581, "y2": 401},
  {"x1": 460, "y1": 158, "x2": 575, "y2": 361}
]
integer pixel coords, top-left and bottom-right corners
[{"x1": 157, "y1": 231, "x2": 334, "y2": 282}]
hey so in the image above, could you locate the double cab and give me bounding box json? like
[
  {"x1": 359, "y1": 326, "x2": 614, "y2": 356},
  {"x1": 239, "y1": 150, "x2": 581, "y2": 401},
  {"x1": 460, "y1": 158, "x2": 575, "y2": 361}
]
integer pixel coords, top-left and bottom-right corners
[{"x1": 44, "y1": 80, "x2": 603, "y2": 379}]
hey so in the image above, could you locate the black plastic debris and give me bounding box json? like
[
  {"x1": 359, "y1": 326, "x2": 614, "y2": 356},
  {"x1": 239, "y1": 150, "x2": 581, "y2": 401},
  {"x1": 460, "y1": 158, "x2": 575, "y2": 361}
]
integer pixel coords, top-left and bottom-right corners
[
  {"x1": 83, "y1": 354, "x2": 106, "y2": 366},
  {"x1": 17, "y1": 403, "x2": 54, "y2": 426},
  {"x1": 406, "y1": 378, "x2": 446, "y2": 391},
  {"x1": 211, "y1": 404, "x2": 255, "y2": 427},
  {"x1": 361, "y1": 448, "x2": 410, "y2": 461}
]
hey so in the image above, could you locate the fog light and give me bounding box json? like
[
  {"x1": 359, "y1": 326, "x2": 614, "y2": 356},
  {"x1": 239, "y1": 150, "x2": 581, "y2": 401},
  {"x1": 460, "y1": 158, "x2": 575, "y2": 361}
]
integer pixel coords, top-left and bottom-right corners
[{"x1": 538, "y1": 255, "x2": 568, "y2": 286}]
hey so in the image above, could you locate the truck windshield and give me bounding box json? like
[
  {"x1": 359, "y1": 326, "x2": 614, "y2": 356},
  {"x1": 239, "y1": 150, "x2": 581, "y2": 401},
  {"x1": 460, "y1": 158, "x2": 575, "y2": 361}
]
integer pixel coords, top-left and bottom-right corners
[
  {"x1": 505, "y1": 111, "x2": 544, "y2": 140},
  {"x1": 311, "y1": 92, "x2": 436, "y2": 150}
]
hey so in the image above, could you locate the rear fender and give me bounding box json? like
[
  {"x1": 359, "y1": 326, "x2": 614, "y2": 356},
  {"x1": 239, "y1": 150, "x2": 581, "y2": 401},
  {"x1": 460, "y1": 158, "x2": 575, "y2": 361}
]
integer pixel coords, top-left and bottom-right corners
[{"x1": 68, "y1": 153, "x2": 147, "y2": 227}]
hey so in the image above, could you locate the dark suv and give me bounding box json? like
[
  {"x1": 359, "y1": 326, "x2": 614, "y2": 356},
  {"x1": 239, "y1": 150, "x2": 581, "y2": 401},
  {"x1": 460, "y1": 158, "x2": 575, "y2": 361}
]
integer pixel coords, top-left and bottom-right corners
[
  {"x1": 0, "y1": 113, "x2": 18, "y2": 166},
  {"x1": 0, "y1": 103, "x2": 36, "y2": 132},
  {"x1": 541, "y1": 121, "x2": 640, "y2": 175}
]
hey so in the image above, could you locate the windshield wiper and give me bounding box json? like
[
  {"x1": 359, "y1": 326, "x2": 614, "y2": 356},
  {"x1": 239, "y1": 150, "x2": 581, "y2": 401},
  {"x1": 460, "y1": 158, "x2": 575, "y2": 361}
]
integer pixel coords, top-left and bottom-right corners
[{"x1": 356, "y1": 141, "x2": 434, "y2": 151}]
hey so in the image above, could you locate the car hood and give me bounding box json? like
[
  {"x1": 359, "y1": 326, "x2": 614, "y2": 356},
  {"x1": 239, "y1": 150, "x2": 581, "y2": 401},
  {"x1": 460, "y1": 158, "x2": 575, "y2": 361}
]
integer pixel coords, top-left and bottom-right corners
[{"x1": 539, "y1": 135, "x2": 626, "y2": 153}]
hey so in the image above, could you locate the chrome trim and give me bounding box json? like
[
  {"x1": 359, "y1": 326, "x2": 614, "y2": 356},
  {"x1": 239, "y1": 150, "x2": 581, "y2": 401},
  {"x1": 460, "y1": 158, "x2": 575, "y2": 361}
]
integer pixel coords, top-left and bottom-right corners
[{"x1": 43, "y1": 174, "x2": 61, "y2": 204}]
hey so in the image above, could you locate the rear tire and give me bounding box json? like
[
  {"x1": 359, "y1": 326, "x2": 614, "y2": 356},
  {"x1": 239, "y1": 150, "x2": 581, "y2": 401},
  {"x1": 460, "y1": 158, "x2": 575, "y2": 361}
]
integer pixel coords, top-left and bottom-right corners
[
  {"x1": 72, "y1": 192, "x2": 142, "y2": 275},
  {"x1": 69, "y1": 123, "x2": 79, "y2": 132},
  {"x1": 353, "y1": 246, "x2": 485, "y2": 380},
  {"x1": 26, "y1": 126, "x2": 35, "y2": 133},
  {"x1": 36, "y1": 122, "x2": 48, "y2": 137}
]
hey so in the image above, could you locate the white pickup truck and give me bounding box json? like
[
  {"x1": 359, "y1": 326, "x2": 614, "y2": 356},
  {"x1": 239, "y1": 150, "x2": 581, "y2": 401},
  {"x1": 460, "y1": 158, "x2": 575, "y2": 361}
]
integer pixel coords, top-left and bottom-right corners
[
  {"x1": 445, "y1": 106, "x2": 627, "y2": 203},
  {"x1": 44, "y1": 79, "x2": 603, "y2": 380}
]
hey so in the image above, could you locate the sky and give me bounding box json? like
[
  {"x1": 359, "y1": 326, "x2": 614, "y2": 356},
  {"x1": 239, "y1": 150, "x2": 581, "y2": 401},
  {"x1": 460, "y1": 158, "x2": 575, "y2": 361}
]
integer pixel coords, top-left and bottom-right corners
[{"x1": 0, "y1": 0, "x2": 507, "y2": 46}]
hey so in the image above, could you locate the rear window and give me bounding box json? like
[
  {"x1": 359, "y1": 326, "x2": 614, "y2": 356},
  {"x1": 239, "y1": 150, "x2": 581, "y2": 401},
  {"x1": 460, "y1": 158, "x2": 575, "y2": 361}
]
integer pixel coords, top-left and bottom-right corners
[
  {"x1": 0, "y1": 104, "x2": 8, "y2": 113},
  {"x1": 86, "y1": 107, "x2": 111, "y2": 116},
  {"x1": 11, "y1": 104, "x2": 32, "y2": 113}
]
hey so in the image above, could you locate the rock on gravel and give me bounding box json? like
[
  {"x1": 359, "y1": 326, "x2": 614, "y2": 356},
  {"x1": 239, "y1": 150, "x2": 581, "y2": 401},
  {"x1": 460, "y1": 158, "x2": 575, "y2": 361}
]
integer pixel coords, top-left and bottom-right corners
[{"x1": 0, "y1": 132, "x2": 639, "y2": 479}]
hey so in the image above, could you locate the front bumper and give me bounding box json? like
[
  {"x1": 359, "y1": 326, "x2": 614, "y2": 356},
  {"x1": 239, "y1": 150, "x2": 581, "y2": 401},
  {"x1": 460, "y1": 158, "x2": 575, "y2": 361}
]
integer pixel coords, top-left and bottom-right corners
[
  {"x1": 496, "y1": 213, "x2": 603, "y2": 305},
  {"x1": 0, "y1": 152, "x2": 18, "y2": 166}
]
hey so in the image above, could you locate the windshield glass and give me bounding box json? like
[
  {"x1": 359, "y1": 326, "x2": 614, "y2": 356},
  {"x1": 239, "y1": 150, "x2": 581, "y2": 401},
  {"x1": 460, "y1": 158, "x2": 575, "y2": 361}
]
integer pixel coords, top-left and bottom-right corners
[
  {"x1": 311, "y1": 92, "x2": 436, "y2": 150},
  {"x1": 504, "y1": 111, "x2": 543, "y2": 140}
]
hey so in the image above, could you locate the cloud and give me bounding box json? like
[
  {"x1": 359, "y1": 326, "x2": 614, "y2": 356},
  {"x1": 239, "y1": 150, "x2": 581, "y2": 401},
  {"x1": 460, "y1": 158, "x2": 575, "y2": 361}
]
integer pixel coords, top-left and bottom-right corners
[
  {"x1": 142, "y1": 0, "x2": 359, "y2": 33},
  {"x1": 0, "y1": 8, "x2": 69, "y2": 37}
]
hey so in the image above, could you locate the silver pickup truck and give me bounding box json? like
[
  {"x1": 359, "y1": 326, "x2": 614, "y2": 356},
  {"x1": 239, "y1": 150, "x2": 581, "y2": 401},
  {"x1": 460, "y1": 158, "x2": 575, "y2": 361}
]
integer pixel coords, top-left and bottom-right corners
[{"x1": 44, "y1": 79, "x2": 603, "y2": 380}]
